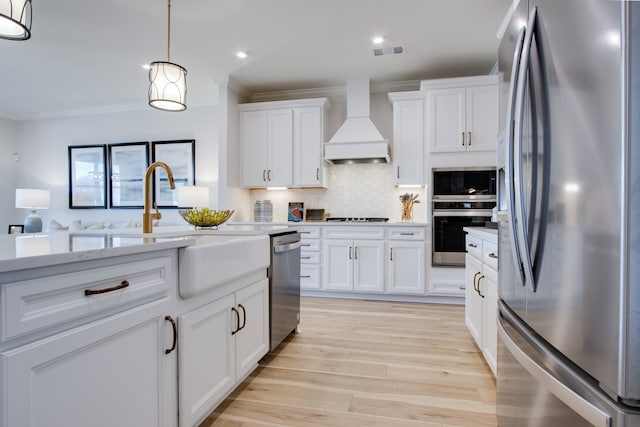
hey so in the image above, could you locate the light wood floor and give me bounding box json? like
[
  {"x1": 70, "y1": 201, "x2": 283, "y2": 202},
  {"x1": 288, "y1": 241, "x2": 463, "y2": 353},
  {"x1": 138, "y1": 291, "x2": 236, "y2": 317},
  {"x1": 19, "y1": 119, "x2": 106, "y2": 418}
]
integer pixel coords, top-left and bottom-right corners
[{"x1": 201, "y1": 297, "x2": 497, "y2": 427}]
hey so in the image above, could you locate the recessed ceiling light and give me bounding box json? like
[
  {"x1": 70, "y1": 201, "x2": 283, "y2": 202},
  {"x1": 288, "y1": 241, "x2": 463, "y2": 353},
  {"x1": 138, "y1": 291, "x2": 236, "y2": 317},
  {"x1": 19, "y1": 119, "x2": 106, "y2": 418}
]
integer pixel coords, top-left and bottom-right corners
[
  {"x1": 236, "y1": 51, "x2": 248, "y2": 59},
  {"x1": 372, "y1": 35, "x2": 385, "y2": 44}
]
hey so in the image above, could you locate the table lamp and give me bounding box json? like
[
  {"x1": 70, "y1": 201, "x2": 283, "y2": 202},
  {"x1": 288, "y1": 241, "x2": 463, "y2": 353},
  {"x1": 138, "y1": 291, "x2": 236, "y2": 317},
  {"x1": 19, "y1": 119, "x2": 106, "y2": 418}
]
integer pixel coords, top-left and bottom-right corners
[{"x1": 15, "y1": 188, "x2": 50, "y2": 233}]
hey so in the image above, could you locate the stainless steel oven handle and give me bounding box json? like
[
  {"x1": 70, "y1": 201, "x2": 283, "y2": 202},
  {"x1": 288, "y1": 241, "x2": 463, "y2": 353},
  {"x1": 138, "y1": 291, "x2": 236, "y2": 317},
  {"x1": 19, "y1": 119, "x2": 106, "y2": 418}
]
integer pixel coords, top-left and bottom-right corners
[
  {"x1": 433, "y1": 210, "x2": 493, "y2": 217},
  {"x1": 273, "y1": 241, "x2": 301, "y2": 253}
]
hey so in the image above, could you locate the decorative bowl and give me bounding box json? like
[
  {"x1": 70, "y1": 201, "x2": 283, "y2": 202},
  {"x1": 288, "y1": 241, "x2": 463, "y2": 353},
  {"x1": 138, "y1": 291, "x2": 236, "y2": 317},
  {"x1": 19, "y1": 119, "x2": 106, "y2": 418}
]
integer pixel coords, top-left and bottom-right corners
[{"x1": 178, "y1": 208, "x2": 234, "y2": 228}]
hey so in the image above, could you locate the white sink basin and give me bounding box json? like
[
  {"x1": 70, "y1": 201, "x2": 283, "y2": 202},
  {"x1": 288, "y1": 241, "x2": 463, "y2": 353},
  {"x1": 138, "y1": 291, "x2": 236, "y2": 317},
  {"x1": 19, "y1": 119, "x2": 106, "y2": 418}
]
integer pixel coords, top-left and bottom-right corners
[{"x1": 178, "y1": 234, "x2": 270, "y2": 299}]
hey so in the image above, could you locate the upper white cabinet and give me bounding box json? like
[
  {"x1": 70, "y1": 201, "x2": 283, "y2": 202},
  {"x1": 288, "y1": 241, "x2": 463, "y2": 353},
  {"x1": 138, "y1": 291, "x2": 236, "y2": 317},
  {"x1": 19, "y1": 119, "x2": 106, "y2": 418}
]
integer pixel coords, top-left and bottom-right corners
[
  {"x1": 425, "y1": 76, "x2": 498, "y2": 153},
  {"x1": 388, "y1": 91, "x2": 425, "y2": 185},
  {"x1": 239, "y1": 98, "x2": 329, "y2": 188}
]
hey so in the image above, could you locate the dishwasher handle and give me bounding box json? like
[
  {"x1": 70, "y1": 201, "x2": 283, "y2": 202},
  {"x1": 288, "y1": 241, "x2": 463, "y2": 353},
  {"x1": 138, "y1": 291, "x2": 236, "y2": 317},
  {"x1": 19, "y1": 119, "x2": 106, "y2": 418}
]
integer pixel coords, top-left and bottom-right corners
[{"x1": 273, "y1": 241, "x2": 301, "y2": 254}]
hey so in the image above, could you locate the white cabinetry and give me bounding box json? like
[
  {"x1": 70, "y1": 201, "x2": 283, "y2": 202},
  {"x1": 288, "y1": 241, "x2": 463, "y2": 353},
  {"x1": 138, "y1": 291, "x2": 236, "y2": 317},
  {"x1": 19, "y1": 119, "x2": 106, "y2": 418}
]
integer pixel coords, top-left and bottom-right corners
[
  {"x1": 239, "y1": 108, "x2": 293, "y2": 187},
  {"x1": 178, "y1": 278, "x2": 268, "y2": 427},
  {"x1": 464, "y1": 228, "x2": 498, "y2": 376},
  {"x1": 0, "y1": 252, "x2": 178, "y2": 427},
  {"x1": 425, "y1": 76, "x2": 498, "y2": 153},
  {"x1": 322, "y1": 228, "x2": 385, "y2": 293},
  {"x1": 239, "y1": 98, "x2": 329, "y2": 188},
  {"x1": 386, "y1": 227, "x2": 426, "y2": 294},
  {"x1": 388, "y1": 91, "x2": 425, "y2": 185},
  {"x1": 299, "y1": 227, "x2": 321, "y2": 290}
]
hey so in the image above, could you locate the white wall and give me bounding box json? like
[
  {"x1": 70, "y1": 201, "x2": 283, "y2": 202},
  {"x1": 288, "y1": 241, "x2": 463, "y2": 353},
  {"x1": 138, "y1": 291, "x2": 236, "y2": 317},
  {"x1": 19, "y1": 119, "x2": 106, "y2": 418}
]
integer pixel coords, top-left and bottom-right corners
[
  {"x1": 13, "y1": 105, "x2": 220, "y2": 228},
  {"x1": 0, "y1": 118, "x2": 20, "y2": 228}
]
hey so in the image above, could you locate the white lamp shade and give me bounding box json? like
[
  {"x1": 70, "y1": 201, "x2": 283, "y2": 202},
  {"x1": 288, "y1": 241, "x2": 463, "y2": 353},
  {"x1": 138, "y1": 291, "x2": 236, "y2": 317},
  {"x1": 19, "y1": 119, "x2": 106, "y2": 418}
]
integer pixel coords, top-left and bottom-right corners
[
  {"x1": 176, "y1": 186, "x2": 209, "y2": 208},
  {"x1": 0, "y1": 0, "x2": 31, "y2": 40},
  {"x1": 15, "y1": 188, "x2": 50, "y2": 209},
  {"x1": 148, "y1": 61, "x2": 187, "y2": 111}
]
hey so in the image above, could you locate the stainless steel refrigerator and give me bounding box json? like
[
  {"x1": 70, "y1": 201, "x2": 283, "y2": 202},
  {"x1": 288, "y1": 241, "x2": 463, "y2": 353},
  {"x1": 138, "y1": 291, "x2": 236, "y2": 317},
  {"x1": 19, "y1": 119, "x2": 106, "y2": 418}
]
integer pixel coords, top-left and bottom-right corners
[{"x1": 497, "y1": 0, "x2": 640, "y2": 425}]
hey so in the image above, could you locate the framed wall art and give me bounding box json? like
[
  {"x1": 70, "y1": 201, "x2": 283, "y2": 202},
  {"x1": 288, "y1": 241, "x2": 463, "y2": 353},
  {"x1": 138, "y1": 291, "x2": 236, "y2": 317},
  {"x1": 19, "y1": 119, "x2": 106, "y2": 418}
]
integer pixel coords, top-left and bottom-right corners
[
  {"x1": 68, "y1": 145, "x2": 107, "y2": 209},
  {"x1": 108, "y1": 142, "x2": 149, "y2": 208},
  {"x1": 151, "y1": 139, "x2": 195, "y2": 208}
]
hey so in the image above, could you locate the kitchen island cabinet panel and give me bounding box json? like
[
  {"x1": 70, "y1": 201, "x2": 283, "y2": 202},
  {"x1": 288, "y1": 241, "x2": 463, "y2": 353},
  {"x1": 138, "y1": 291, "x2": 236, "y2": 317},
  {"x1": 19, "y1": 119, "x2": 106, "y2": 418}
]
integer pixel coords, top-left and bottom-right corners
[
  {"x1": 322, "y1": 239, "x2": 384, "y2": 293},
  {"x1": 1, "y1": 297, "x2": 175, "y2": 427},
  {"x1": 387, "y1": 241, "x2": 426, "y2": 294}
]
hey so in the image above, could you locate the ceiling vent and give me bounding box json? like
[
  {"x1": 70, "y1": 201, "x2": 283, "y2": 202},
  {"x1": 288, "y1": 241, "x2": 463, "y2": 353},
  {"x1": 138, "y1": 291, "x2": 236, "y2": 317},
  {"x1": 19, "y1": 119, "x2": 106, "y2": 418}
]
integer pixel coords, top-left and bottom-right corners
[{"x1": 372, "y1": 45, "x2": 405, "y2": 57}]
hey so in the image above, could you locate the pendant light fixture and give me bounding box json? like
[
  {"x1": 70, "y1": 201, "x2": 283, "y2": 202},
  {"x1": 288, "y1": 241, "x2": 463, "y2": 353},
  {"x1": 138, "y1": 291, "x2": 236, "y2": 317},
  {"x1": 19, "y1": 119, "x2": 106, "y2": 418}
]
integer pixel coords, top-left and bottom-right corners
[
  {"x1": 148, "y1": 0, "x2": 187, "y2": 112},
  {"x1": 0, "y1": 0, "x2": 31, "y2": 40}
]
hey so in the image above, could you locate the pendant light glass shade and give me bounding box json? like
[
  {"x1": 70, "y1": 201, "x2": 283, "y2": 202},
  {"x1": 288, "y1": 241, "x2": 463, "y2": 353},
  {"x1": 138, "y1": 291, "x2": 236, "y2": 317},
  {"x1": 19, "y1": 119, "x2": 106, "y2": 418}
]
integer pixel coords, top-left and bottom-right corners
[
  {"x1": 0, "y1": 0, "x2": 31, "y2": 40},
  {"x1": 148, "y1": 61, "x2": 187, "y2": 111},
  {"x1": 148, "y1": 0, "x2": 187, "y2": 112}
]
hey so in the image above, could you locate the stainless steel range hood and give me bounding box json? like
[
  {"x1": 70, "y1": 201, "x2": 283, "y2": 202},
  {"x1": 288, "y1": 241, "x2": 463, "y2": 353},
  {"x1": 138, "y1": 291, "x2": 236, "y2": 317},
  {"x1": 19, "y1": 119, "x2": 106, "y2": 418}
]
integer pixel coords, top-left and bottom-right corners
[{"x1": 324, "y1": 80, "x2": 390, "y2": 164}]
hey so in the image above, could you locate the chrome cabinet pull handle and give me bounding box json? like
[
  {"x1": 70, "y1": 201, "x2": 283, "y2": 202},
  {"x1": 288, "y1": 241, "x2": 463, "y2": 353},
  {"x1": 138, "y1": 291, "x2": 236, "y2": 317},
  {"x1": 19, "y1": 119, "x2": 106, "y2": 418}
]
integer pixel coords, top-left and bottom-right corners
[
  {"x1": 85, "y1": 280, "x2": 129, "y2": 296},
  {"x1": 164, "y1": 316, "x2": 177, "y2": 355},
  {"x1": 231, "y1": 307, "x2": 240, "y2": 335}
]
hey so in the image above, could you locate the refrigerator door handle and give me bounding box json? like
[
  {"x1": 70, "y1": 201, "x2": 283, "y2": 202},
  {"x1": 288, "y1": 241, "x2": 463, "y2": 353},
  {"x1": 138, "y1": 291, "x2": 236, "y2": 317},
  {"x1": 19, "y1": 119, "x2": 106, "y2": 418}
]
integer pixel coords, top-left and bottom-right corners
[
  {"x1": 505, "y1": 25, "x2": 527, "y2": 287},
  {"x1": 513, "y1": 7, "x2": 538, "y2": 293},
  {"x1": 498, "y1": 313, "x2": 612, "y2": 427}
]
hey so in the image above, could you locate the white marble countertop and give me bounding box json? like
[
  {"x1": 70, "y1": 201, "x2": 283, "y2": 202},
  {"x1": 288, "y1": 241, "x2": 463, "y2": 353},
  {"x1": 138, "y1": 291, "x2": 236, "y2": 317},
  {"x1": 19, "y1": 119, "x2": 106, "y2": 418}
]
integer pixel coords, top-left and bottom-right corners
[
  {"x1": 0, "y1": 225, "x2": 286, "y2": 273},
  {"x1": 230, "y1": 221, "x2": 430, "y2": 227}
]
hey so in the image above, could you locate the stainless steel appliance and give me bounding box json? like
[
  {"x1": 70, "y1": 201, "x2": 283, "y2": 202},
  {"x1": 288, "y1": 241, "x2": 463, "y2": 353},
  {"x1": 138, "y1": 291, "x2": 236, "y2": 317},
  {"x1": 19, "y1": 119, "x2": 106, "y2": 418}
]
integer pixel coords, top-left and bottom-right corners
[
  {"x1": 432, "y1": 168, "x2": 496, "y2": 266},
  {"x1": 497, "y1": 1, "x2": 640, "y2": 424},
  {"x1": 268, "y1": 230, "x2": 301, "y2": 351}
]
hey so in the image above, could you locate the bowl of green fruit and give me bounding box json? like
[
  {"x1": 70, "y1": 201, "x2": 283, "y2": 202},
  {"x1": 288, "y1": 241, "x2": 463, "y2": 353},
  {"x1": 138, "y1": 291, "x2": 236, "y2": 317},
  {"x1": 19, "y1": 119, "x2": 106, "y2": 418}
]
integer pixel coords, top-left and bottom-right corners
[{"x1": 178, "y1": 208, "x2": 235, "y2": 229}]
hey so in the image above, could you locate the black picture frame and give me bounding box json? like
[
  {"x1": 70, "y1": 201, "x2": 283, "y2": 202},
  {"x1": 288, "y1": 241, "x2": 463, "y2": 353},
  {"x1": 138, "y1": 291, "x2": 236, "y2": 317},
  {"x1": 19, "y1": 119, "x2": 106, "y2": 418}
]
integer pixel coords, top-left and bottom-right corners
[
  {"x1": 108, "y1": 142, "x2": 149, "y2": 208},
  {"x1": 151, "y1": 140, "x2": 195, "y2": 208},
  {"x1": 68, "y1": 145, "x2": 107, "y2": 209},
  {"x1": 8, "y1": 225, "x2": 24, "y2": 234}
]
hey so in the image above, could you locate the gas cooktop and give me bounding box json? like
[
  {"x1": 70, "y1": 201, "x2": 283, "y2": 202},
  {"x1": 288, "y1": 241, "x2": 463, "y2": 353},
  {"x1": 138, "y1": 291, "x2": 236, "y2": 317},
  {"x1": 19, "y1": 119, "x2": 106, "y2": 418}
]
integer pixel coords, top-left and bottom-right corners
[{"x1": 325, "y1": 217, "x2": 389, "y2": 222}]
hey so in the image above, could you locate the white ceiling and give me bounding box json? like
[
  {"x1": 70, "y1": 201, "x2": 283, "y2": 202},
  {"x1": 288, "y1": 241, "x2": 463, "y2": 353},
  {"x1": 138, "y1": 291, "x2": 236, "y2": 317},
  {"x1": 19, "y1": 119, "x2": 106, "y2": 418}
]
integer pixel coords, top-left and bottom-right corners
[{"x1": 0, "y1": 0, "x2": 510, "y2": 119}]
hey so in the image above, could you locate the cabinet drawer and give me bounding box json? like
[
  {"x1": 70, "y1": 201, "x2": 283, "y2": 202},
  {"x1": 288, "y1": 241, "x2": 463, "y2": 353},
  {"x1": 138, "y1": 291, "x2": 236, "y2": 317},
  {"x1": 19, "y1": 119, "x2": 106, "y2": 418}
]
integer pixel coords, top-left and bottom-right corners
[
  {"x1": 300, "y1": 252, "x2": 321, "y2": 264},
  {"x1": 465, "y1": 234, "x2": 483, "y2": 259},
  {"x1": 322, "y1": 227, "x2": 385, "y2": 240},
  {"x1": 298, "y1": 228, "x2": 320, "y2": 239},
  {"x1": 300, "y1": 239, "x2": 320, "y2": 251},
  {"x1": 483, "y1": 241, "x2": 498, "y2": 270},
  {"x1": 300, "y1": 264, "x2": 321, "y2": 289},
  {"x1": 1, "y1": 257, "x2": 172, "y2": 341},
  {"x1": 387, "y1": 227, "x2": 426, "y2": 240}
]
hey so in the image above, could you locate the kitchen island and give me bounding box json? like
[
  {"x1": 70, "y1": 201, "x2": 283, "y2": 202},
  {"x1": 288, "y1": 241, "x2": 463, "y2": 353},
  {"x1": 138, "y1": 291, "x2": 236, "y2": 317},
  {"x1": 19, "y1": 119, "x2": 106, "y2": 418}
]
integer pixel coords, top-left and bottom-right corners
[{"x1": 0, "y1": 229, "x2": 273, "y2": 427}]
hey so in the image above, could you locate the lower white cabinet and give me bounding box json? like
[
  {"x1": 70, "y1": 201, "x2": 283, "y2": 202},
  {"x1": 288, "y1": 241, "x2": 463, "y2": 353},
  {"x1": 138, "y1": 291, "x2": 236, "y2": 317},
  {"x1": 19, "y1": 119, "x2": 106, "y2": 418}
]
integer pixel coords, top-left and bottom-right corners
[
  {"x1": 323, "y1": 239, "x2": 385, "y2": 292},
  {"x1": 387, "y1": 240, "x2": 425, "y2": 294},
  {"x1": 464, "y1": 228, "x2": 498, "y2": 376},
  {"x1": 1, "y1": 297, "x2": 176, "y2": 427},
  {"x1": 178, "y1": 279, "x2": 269, "y2": 427}
]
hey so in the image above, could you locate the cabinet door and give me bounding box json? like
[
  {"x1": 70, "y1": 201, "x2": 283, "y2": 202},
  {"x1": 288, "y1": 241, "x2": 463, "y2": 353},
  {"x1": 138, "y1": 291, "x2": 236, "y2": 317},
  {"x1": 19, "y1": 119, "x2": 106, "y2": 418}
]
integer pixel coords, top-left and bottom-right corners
[
  {"x1": 466, "y1": 85, "x2": 498, "y2": 152},
  {"x1": 392, "y1": 99, "x2": 424, "y2": 185},
  {"x1": 427, "y1": 87, "x2": 466, "y2": 153},
  {"x1": 322, "y1": 240, "x2": 353, "y2": 291},
  {"x1": 481, "y1": 266, "x2": 498, "y2": 376},
  {"x1": 353, "y1": 240, "x2": 385, "y2": 293},
  {"x1": 178, "y1": 294, "x2": 235, "y2": 427},
  {"x1": 464, "y1": 254, "x2": 484, "y2": 347},
  {"x1": 267, "y1": 109, "x2": 293, "y2": 186},
  {"x1": 1, "y1": 298, "x2": 175, "y2": 427},
  {"x1": 293, "y1": 107, "x2": 324, "y2": 187},
  {"x1": 235, "y1": 279, "x2": 269, "y2": 381},
  {"x1": 387, "y1": 241, "x2": 425, "y2": 294},
  {"x1": 240, "y1": 110, "x2": 269, "y2": 187}
]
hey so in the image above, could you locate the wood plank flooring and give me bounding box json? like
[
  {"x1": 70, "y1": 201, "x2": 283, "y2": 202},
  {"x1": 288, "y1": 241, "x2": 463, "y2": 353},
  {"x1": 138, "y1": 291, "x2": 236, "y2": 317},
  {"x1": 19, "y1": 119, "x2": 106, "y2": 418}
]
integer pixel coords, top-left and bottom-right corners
[{"x1": 200, "y1": 297, "x2": 496, "y2": 427}]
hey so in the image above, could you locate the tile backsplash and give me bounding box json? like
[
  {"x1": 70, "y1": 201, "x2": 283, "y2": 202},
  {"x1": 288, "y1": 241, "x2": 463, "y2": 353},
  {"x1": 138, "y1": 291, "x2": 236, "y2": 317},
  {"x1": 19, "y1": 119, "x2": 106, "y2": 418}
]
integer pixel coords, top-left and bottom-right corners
[{"x1": 249, "y1": 163, "x2": 427, "y2": 223}]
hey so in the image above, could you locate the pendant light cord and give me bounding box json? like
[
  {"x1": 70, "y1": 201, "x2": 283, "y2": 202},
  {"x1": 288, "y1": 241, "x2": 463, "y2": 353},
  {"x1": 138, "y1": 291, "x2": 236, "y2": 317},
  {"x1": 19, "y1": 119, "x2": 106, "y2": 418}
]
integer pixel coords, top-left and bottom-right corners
[{"x1": 167, "y1": 0, "x2": 172, "y2": 62}]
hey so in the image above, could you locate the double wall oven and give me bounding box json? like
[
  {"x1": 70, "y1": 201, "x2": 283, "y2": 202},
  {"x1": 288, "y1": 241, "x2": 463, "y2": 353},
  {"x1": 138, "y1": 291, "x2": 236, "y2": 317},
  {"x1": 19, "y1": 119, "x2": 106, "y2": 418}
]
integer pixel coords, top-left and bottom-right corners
[{"x1": 432, "y1": 168, "x2": 496, "y2": 266}]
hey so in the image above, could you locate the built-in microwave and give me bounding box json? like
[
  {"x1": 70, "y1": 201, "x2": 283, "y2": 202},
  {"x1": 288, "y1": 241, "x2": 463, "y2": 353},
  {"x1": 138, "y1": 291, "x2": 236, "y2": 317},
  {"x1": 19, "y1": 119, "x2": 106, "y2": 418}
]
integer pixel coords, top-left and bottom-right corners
[{"x1": 432, "y1": 168, "x2": 497, "y2": 267}]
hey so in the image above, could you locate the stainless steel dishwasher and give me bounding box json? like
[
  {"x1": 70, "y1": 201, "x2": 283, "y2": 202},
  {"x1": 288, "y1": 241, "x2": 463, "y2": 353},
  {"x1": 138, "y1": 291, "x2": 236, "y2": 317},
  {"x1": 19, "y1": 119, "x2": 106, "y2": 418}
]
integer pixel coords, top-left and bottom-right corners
[{"x1": 268, "y1": 230, "x2": 301, "y2": 351}]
